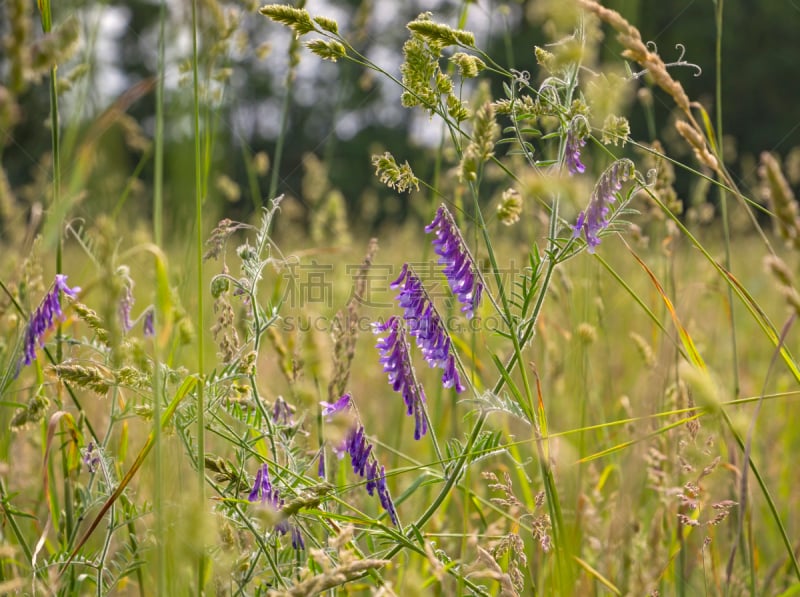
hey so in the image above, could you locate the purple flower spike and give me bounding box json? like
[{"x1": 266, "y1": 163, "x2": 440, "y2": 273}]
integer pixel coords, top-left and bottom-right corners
[
  {"x1": 572, "y1": 159, "x2": 636, "y2": 253},
  {"x1": 425, "y1": 206, "x2": 483, "y2": 320},
  {"x1": 376, "y1": 466, "x2": 399, "y2": 526},
  {"x1": 19, "y1": 275, "x2": 81, "y2": 371},
  {"x1": 341, "y1": 424, "x2": 399, "y2": 526},
  {"x1": 390, "y1": 266, "x2": 465, "y2": 393},
  {"x1": 373, "y1": 317, "x2": 427, "y2": 440}
]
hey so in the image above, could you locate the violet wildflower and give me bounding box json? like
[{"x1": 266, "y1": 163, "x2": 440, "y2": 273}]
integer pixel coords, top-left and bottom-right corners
[
  {"x1": 320, "y1": 393, "x2": 351, "y2": 419},
  {"x1": 390, "y1": 265, "x2": 465, "y2": 393},
  {"x1": 572, "y1": 159, "x2": 636, "y2": 253},
  {"x1": 248, "y1": 463, "x2": 290, "y2": 536},
  {"x1": 290, "y1": 525, "x2": 305, "y2": 550},
  {"x1": 82, "y1": 442, "x2": 100, "y2": 474},
  {"x1": 424, "y1": 205, "x2": 483, "y2": 319},
  {"x1": 343, "y1": 425, "x2": 399, "y2": 526},
  {"x1": 272, "y1": 396, "x2": 293, "y2": 425},
  {"x1": 317, "y1": 450, "x2": 326, "y2": 478},
  {"x1": 20, "y1": 274, "x2": 81, "y2": 369},
  {"x1": 375, "y1": 465, "x2": 399, "y2": 526},
  {"x1": 118, "y1": 285, "x2": 134, "y2": 332},
  {"x1": 565, "y1": 118, "x2": 587, "y2": 175},
  {"x1": 373, "y1": 317, "x2": 427, "y2": 440},
  {"x1": 143, "y1": 309, "x2": 154, "y2": 337}
]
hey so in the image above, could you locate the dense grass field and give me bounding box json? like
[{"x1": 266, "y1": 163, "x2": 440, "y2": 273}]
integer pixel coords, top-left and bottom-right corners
[{"x1": 2, "y1": 0, "x2": 800, "y2": 595}]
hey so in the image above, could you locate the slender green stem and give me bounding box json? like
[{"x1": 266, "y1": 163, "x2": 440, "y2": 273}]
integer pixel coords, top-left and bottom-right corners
[
  {"x1": 268, "y1": 41, "x2": 298, "y2": 201},
  {"x1": 191, "y1": 0, "x2": 207, "y2": 591},
  {"x1": 153, "y1": 0, "x2": 167, "y2": 593}
]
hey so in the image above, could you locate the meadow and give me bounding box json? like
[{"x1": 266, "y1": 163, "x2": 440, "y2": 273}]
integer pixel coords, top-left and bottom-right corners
[{"x1": 2, "y1": 0, "x2": 800, "y2": 595}]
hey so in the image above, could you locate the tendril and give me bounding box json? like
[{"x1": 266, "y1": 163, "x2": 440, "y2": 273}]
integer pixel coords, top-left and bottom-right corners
[{"x1": 630, "y1": 42, "x2": 703, "y2": 80}]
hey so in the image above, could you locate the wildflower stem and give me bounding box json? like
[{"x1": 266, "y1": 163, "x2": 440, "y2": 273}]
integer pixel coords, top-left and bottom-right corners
[
  {"x1": 152, "y1": 0, "x2": 167, "y2": 592},
  {"x1": 268, "y1": 34, "x2": 299, "y2": 201},
  {"x1": 713, "y1": 0, "x2": 740, "y2": 403},
  {"x1": 191, "y1": 0, "x2": 207, "y2": 590}
]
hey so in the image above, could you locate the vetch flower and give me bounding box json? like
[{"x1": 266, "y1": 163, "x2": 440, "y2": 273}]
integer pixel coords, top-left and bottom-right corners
[
  {"x1": 20, "y1": 274, "x2": 80, "y2": 370},
  {"x1": 320, "y1": 393, "x2": 352, "y2": 419},
  {"x1": 248, "y1": 463, "x2": 291, "y2": 538},
  {"x1": 572, "y1": 159, "x2": 636, "y2": 252},
  {"x1": 343, "y1": 424, "x2": 399, "y2": 526},
  {"x1": 118, "y1": 285, "x2": 134, "y2": 332},
  {"x1": 373, "y1": 317, "x2": 427, "y2": 439},
  {"x1": 317, "y1": 450, "x2": 326, "y2": 478},
  {"x1": 390, "y1": 265, "x2": 465, "y2": 393},
  {"x1": 290, "y1": 525, "x2": 305, "y2": 550},
  {"x1": 272, "y1": 396, "x2": 293, "y2": 425},
  {"x1": 424, "y1": 205, "x2": 483, "y2": 319},
  {"x1": 248, "y1": 463, "x2": 282, "y2": 509},
  {"x1": 143, "y1": 309, "x2": 154, "y2": 337},
  {"x1": 82, "y1": 442, "x2": 100, "y2": 474},
  {"x1": 564, "y1": 126, "x2": 586, "y2": 174}
]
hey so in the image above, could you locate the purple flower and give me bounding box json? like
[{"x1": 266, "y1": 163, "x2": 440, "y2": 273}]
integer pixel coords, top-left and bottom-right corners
[
  {"x1": 317, "y1": 450, "x2": 326, "y2": 478},
  {"x1": 20, "y1": 274, "x2": 81, "y2": 370},
  {"x1": 390, "y1": 266, "x2": 465, "y2": 393},
  {"x1": 373, "y1": 317, "x2": 427, "y2": 440},
  {"x1": 291, "y1": 525, "x2": 305, "y2": 550},
  {"x1": 248, "y1": 463, "x2": 281, "y2": 508},
  {"x1": 119, "y1": 285, "x2": 134, "y2": 332},
  {"x1": 82, "y1": 442, "x2": 100, "y2": 474},
  {"x1": 320, "y1": 393, "x2": 351, "y2": 419},
  {"x1": 272, "y1": 396, "x2": 293, "y2": 425},
  {"x1": 248, "y1": 463, "x2": 301, "y2": 544},
  {"x1": 143, "y1": 309, "x2": 154, "y2": 337},
  {"x1": 424, "y1": 206, "x2": 482, "y2": 320},
  {"x1": 343, "y1": 425, "x2": 399, "y2": 526},
  {"x1": 572, "y1": 159, "x2": 636, "y2": 253},
  {"x1": 376, "y1": 465, "x2": 399, "y2": 526},
  {"x1": 565, "y1": 119, "x2": 587, "y2": 175}
]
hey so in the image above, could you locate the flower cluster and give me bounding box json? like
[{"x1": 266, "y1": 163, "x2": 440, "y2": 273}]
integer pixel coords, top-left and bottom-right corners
[
  {"x1": 344, "y1": 425, "x2": 399, "y2": 526},
  {"x1": 390, "y1": 265, "x2": 465, "y2": 392},
  {"x1": 248, "y1": 463, "x2": 304, "y2": 550},
  {"x1": 424, "y1": 205, "x2": 483, "y2": 320},
  {"x1": 572, "y1": 159, "x2": 636, "y2": 252},
  {"x1": 318, "y1": 394, "x2": 399, "y2": 525},
  {"x1": 373, "y1": 317, "x2": 427, "y2": 440},
  {"x1": 20, "y1": 274, "x2": 80, "y2": 370}
]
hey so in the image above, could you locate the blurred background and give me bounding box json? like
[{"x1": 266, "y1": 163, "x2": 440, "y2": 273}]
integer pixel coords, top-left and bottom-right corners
[{"x1": 2, "y1": 0, "x2": 800, "y2": 245}]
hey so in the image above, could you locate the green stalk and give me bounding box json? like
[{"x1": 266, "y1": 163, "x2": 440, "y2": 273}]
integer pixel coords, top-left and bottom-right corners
[
  {"x1": 268, "y1": 33, "x2": 300, "y2": 201},
  {"x1": 153, "y1": 0, "x2": 167, "y2": 593},
  {"x1": 39, "y1": 2, "x2": 73, "y2": 592},
  {"x1": 191, "y1": 0, "x2": 207, "y2": 591},
  {"x1": 713, "y1": 0, "x2": 740, "y2": 402}
]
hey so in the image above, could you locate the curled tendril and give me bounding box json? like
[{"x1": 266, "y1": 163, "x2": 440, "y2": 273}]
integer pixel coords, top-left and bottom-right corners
[
  {"x1": 642, "y1": 168, "x2": 659, "y2": 187},
  {"x1": 511, "y1": 69, "x2": 531, "y2": 85},
  {"x1": 538, "y1": 81, "x2": 561, "y2": 107},
  {"x1": 630, "y1": 42, "x2": 703, "y2": 79}
]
